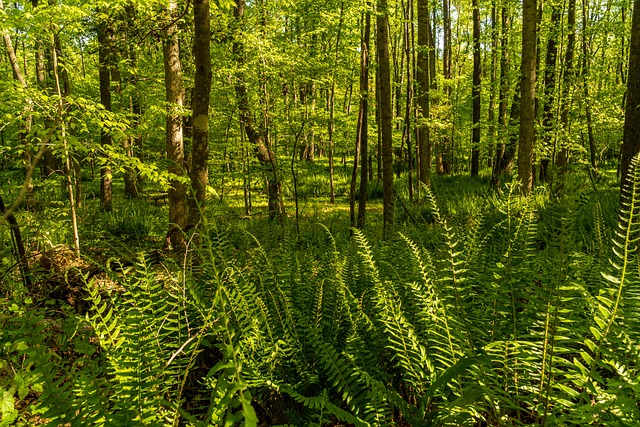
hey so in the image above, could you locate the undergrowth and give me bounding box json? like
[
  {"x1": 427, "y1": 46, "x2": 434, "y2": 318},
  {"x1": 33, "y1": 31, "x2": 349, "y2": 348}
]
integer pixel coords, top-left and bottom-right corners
[{"x1": 1, "y1": 162, "x2": 639, "y2": 426}]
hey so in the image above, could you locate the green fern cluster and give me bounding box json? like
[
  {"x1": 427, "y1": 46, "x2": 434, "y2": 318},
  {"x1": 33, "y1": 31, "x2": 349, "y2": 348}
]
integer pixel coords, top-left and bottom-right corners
[{"x1": 4, "y1": 159, "x2": 640, "y2": 426}]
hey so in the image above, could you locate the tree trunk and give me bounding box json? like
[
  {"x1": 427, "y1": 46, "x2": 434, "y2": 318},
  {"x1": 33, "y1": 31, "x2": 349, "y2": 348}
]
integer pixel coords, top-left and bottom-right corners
[
  {"x1": 539, "y1": 4, "x2": 561, "y2": 182},
  {"x1": 189, "y1": 0, "x2": 212, "y2": 232},
  {"x1": 441, "y1": 0, "x2": 452, "y2": 174},
  {"x1": 518, "y1": 0, "x2": 537, "y2": 195},
  {"x1": 621, "y1": 0, "x2": 640, "y2": 201},
  {"x1": 471, "y1": 0, "x2": 481, "y2": 177},
  {"x1": 556, "y1": 0, "x2": 576, "y2": 192},
  {"x1": 356, "y1": 8, "x2": 371, "y2": 230},
  {"x1": 403, "y1": 0, "x2": 414, "y2": 201},
  {"x1": 234, "y1": 0, "x2": 284, "y2": 219},
  {"x1": 0, "y1": 0, "x2": 34, "y2": 209},
  {"x1": 98, "y1": 24, "x2": 113, "y2": 211},
  {"x1": 417, "y1": 0, "x2": 431, "y2": 187},
  {"x1": 163, "y1": 0, "x2": 188, "y2": 250},
  {"x1": 492, "y1": 7, "x2": 513, "y2": 185},
  {"x1": 582, "y1": 0, "x2": 598, "y2": 176},
  {"x1": 378, "y1": 0, "x2": 394, "y2": 236},
  {"x1": 487, "y1": 1, "x2": 498, "y2": 170}
]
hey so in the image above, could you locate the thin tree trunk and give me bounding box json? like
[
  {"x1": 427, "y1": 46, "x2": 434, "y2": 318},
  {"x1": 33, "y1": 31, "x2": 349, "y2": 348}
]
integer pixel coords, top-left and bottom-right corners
[
  {"x1": 441, "y1": 0, "x2": 452, "y2": 174},
  {"x1": 403, "y1": 0, "x2": 414, "y2": 201},
  {"x1": 189, "y1": 0, "x2": 212, "y2": 232},
  {"x1": 0, "y1": 195, "x2": 31, "y2": 287},
  {"x1": 556, "y1": 0, "x2": 576, "y2": 192},
  {"x1": 355, "y1": 8, "x2": 371, "y2": 230},
  {"x1": 539, "y1": 4, "x2": 561, "y2": 182},
  {"x1": 378, "y1": 0, "x2": 394, "y2": 236},
  {"x1": 487, "y1": 1, "x2": 498, "y2": 169},
  {"x1": 98, "y1": 23, "x2": 113, "y2": 211},
  {"x1": 163, "y1": 0, "x2": 188, "y2": 250},
  {"x1": 234, "y1": 0, "x2": 284, "y2": 219},
  {"x1": 582, "y1": 0, "x2": 597, "y2": 176},
  {"x1": 52, "y1": 34, "x2": 80, "y2": 257},
  {"x1": 417, "y1": 0, "x2": 431, "y2": 187},
  {"x1": 492, "y1": 7, "x2": 513, "y2": 185},
  {"x1": 471, "y1": 0, "x2": 481, "y2": 177},
  {"x1": 518, "y1": 0, "x2": 537, "y2": 195}
]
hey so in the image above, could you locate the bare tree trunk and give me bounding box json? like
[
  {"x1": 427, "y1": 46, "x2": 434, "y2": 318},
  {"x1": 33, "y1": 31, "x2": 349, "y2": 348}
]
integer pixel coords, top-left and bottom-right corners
[
  {"x1": 441, "y1": 0, "x2": 452, "y2": 174},
  {"x1": 539, "y1": 4, "x2": 561, "y2": 182},
  {"x1": 163, "y1": 0, "x2": 188, "y2": 250},
  {"x1": 417, "y1": 0, "x2": 431, "y2": 187},
  {"x1": 98, "y1": 23, "x2": 113, "y2": 211},
  {"x1": 378, "y1": 0, "x2": 394, "y2": 236},
  {"x1": 189, "y1": 0, "x2": 212, "y2": 233},
  {"x1": 52, "y1": 33, "x2": 80, "y2": 257},
  {"x1": 487, "y1": 1, "x2": 498, "y2": 170},
  {"x1": 581, "y1": 0, "x2": 598, "y2": 176},
  {"x1": 518, "y1": 0, "x2": 537, "y2": 195},
  {"x1": 352, "y1": 8, "x2": 370, "y2": 230},
  {"x1": 556, "y1": 0, "x2": 576, "y2": 192},
  {"x1": 403, "y1": 0, "x2": 414, "y2": 201},
  {"x1": 620, "y1": 0, "x2": 640, "y2": 201},
  {"x1": 471, "y1": 0, "x2": 481, "y2": 177}
]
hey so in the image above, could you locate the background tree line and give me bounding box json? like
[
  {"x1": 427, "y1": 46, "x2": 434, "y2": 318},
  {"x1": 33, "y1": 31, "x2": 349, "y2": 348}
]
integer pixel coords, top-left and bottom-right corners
[{"x1": 0, "y1": 0, "x2": 638, "y2": 240}]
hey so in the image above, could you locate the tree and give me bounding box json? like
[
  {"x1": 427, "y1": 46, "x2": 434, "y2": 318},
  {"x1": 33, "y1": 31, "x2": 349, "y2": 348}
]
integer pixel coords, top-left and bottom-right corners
[
  {"x1": 98, "y1": 20, "x2": 113, "y2": 211},
  {"x1": 471, "y1": 0, "x2": 481, "y2": 177},
  {"x1": 417, "y1": 0, "x2": 431, "y2": 187},
  {"x1": 163, "y1": 0, "x2": 188, "y2": 249},
  {"x1": 621, "y1": 0, "x2": 640, "y2": 200},
  {"x1": 539, "y1": 1, "x2": 561, "y2": 182},
  {"x1": 518, "y1": 0, "x2": 537, "y2": 195},
  {"x1": 189, "y1": 0, "x2": 212, "y2": 233},
  {"x1": 351, "y1": 6, "x2": 371, "y2": 230},
  {"x1": 234, "y1": 0, "x2": 285, "y2": 219},
  {"x1": 378, "y1": 0, "x2": 394, "y2": 235},
  {"x1": 556, "y1": 0, "x2": 576, "y2": 192}
]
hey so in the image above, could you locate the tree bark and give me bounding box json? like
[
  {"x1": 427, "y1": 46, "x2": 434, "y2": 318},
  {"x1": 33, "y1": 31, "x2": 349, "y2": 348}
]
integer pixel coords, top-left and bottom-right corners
[
  {"x1": 189, "y1": 0, "x2": 212, "y2": 232},
  {"x1": 417, "y1": 0, "x2": 431, "y2": 187},
  {"x1": 539, "y1": 4, "x2": 561, "y2": 182},
  {"x1": 621, "y1": 0, "x2": 640, "y2": 201},
  {"x1": 582, "y1": 0, "x2": 597, "y2": 176},
  {"x1": 378, "y1": 0, "x2": 394, "y2": 236},
  {"x1": 441, "y1": 0, "x2": 452, "y2": 174},
  {"x1": 352, "y1": 9, "x2": 370, "y2": 230},
  {"x1": 471, "y1": 0, "x2": 481, "y2": 177},
  {"x1": 163, "y1": 0, "x2": 188, "y2": 250},
  {"x1": 518, "y1": 0, "x2": 537, "y2": 195},
  {"x1": 556, "y1": 0, "x2": 576, "y2": 192}
]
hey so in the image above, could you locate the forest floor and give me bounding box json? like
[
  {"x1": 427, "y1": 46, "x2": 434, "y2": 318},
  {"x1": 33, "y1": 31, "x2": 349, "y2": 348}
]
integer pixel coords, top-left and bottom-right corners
[{"x1": 0, "y1": 163, "x2": 630, "y2": 426}]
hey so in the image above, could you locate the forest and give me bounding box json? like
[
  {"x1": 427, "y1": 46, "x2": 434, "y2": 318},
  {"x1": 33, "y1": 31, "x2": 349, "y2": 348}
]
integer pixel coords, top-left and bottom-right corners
[{"x1": 1, "y1": 0, "x2": 640, "y2": 424}]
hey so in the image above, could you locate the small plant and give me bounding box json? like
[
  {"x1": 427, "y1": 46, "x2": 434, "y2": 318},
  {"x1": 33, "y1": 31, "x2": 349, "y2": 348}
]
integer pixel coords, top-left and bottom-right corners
[{"x1": 105, "y1": 204, "x2": 156, "y2": 242}]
